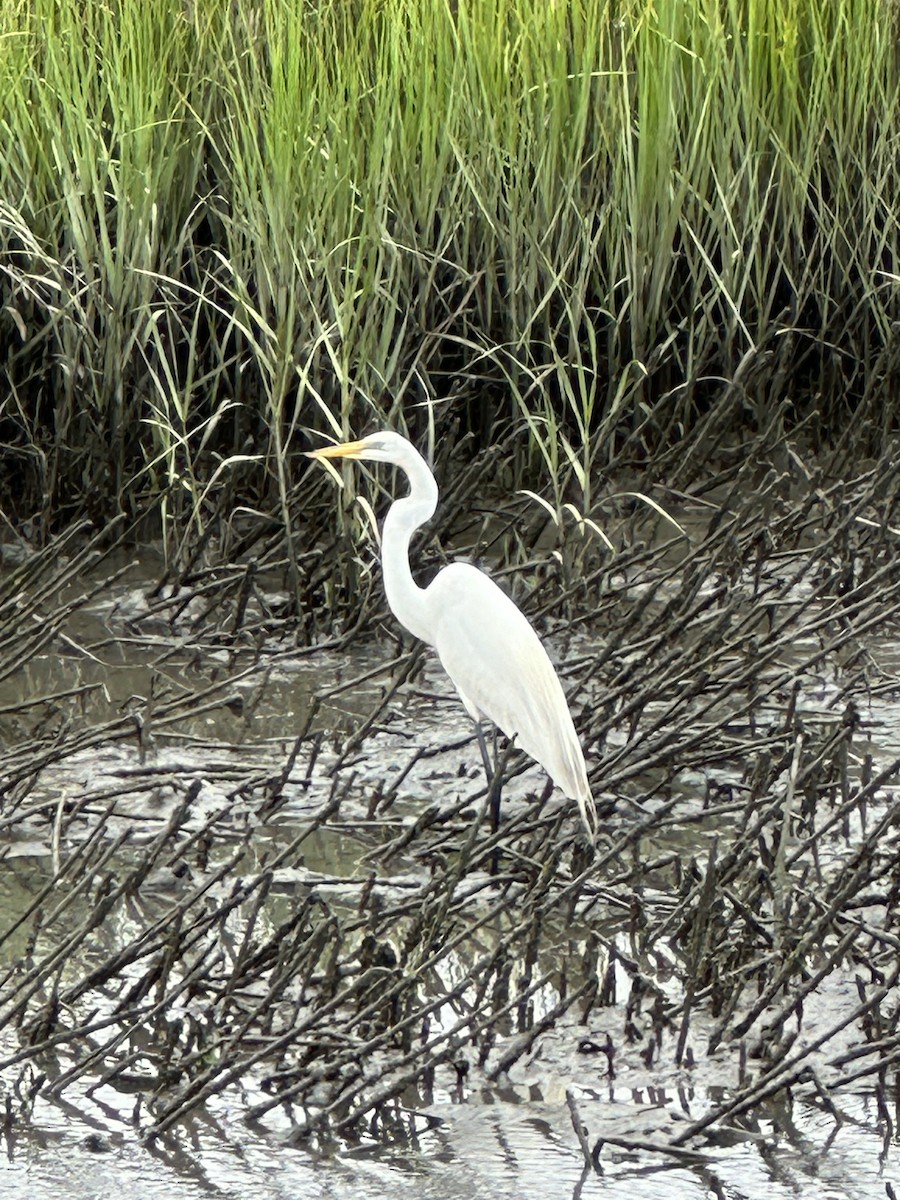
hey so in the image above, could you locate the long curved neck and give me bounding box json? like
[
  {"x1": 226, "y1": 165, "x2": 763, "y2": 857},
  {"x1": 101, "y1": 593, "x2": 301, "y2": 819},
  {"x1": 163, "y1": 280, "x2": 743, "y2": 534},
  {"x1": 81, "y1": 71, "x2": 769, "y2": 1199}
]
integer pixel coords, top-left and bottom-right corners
[{"x1": 381, "y1": 446, "x2": 439, "y2": 646}]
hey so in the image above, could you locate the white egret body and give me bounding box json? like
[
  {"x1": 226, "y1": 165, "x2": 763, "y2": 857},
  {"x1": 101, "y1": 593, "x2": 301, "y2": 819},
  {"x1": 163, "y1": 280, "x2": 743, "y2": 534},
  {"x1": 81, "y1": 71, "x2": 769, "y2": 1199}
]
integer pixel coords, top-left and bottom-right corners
[{"x1": 307, "y1": 431, "x2": 597, "y2": 839}]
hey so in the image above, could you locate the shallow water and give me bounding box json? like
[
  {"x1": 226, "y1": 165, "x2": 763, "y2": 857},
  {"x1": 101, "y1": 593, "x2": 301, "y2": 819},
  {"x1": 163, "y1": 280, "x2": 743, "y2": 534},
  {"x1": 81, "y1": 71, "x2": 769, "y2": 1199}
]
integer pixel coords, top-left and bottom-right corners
[
  {"x1": 2, "y1": 542, "x2": 900, "y2": 1200},
  {"x1": 2, "y1": 1081, "x2": 896, "y2": 1199}
]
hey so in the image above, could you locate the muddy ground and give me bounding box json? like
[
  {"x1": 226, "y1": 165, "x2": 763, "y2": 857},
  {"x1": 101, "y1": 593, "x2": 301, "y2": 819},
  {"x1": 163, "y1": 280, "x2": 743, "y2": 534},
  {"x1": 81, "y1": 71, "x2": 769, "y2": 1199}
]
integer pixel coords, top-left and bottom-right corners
[{"x1": 1, "y1": 451, "x2": 900, "y2": 1198}]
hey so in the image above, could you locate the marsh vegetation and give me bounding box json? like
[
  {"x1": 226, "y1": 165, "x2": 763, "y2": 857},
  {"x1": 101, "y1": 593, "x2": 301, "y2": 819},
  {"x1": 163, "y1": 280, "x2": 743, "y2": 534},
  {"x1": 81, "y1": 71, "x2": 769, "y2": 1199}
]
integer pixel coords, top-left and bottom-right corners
[
  {"x1": 1, "y1": 0, "x2": 898, "y2": 548},
  {"x1": 1, "y1": 1, "x2": 900, "y2": 1194},
  {"x1": 2, "y1": 453, "x2": 900, "y2": 1196}
]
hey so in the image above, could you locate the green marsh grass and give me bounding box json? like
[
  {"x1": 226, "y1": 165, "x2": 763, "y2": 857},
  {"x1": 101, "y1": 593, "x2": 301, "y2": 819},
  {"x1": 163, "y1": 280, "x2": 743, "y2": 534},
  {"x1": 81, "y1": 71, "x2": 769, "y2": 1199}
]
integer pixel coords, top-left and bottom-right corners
[{"x1": 0, "y1": 0, "x2": 897, "y2": 557}]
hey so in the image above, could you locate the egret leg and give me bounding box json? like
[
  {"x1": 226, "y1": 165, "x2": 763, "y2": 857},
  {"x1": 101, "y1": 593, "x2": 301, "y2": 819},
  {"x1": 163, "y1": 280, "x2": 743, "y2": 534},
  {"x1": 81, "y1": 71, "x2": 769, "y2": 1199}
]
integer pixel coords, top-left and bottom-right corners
[
  {"x1": 475, "y1": 721, "x2": 493, "y2": 780},
  {"x1": 475, "y1": 722, "x2": 503, "y2": 869}
]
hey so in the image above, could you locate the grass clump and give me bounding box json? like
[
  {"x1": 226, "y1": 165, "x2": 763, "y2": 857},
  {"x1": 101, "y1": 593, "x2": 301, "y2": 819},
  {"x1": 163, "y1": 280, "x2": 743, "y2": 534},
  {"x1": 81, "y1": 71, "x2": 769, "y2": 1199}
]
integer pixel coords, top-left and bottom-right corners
[{"x1": 0, "y1": 0, "x2": 897, "y2": 557}]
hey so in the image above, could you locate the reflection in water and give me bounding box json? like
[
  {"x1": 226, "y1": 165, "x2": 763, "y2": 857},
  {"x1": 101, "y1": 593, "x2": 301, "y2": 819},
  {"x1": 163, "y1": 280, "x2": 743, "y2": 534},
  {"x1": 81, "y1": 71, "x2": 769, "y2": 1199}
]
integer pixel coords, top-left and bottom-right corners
[
  {"x1": 1, "y1": 1087, "x2": 894, "y2": 1199},
  {"x1": 2, "y1": 538, "x2": 900, "y2": 1200}
]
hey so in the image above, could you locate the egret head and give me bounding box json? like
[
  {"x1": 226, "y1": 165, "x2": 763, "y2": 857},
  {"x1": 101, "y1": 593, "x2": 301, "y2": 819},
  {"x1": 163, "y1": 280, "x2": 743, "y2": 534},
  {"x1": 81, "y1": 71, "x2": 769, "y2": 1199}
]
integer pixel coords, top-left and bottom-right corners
[{"x1": 305, "y1": 430, "x2": 414, "y2": 467}]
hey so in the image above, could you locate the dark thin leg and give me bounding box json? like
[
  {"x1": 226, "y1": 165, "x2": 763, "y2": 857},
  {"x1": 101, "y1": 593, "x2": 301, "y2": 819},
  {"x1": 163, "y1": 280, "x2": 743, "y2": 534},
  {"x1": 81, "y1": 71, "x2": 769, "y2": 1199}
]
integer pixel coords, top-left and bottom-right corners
[
  {"x1": 475, "y1": 721, "x2": 502, "y2": 874},
  {"x1": 475, "y1": 721, "x2": 493, "y2": 779}
]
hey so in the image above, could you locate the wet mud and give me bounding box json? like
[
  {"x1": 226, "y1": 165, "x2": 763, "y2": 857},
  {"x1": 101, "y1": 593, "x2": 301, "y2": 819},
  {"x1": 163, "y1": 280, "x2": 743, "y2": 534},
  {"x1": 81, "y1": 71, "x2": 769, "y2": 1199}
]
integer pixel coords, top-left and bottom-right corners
[{"x1": 2, "y1": 456, "x2": 900, "y2": 1198}]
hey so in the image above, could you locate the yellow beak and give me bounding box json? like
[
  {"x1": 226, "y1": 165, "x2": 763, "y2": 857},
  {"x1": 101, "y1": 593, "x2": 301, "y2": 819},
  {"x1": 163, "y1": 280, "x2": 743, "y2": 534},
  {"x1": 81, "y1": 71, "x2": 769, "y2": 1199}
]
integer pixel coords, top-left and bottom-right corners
[{"x1": 305, "y1": 439, "x2": 367, "y2": 461}]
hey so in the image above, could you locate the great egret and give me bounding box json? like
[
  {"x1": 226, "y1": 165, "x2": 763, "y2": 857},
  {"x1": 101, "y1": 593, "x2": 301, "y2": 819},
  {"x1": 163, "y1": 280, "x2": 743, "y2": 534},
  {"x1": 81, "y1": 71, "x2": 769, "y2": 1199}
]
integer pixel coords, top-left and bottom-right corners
[{"x1": 307, "y1": 431, "x2": 597, "y2": 840}]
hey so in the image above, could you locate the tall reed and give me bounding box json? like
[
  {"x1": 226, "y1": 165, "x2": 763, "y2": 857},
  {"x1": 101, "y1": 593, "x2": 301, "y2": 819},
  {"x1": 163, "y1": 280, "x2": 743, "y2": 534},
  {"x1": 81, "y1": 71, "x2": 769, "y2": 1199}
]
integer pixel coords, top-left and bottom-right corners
[{"x1": 0, "y1": 0, "x2": 896, "y2": 545}]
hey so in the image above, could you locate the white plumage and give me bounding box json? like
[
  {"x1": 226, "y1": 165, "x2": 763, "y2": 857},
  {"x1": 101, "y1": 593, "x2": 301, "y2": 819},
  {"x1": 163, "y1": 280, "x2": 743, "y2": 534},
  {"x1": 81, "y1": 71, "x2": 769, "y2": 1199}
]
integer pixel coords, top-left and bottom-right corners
[{"x1": 307, "y1": 430, "x2": 596, "y2": 839}]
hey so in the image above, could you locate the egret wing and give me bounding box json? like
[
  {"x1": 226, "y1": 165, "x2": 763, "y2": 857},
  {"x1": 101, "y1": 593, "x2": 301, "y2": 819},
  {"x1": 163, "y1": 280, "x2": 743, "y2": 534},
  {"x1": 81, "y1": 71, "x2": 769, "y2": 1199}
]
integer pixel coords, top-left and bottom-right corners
[{"x1": 428, "y1": 564, "x2": 589, "y2": 806}]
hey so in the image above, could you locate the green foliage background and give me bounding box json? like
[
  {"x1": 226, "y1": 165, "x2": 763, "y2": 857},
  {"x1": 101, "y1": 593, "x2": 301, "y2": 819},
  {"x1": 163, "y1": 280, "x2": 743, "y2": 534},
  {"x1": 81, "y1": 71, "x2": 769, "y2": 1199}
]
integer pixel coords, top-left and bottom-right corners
[{"x1": 1, "y1": 0, "x2": 898, "y2": 537}]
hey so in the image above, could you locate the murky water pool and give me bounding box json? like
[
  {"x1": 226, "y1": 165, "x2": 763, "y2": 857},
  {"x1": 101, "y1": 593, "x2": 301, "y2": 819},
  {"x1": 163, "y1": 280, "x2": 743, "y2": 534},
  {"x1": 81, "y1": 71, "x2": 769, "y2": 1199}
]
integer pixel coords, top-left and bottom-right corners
[{"x1": 2, "y1": 508, "x2": 900, "y2": 1200}]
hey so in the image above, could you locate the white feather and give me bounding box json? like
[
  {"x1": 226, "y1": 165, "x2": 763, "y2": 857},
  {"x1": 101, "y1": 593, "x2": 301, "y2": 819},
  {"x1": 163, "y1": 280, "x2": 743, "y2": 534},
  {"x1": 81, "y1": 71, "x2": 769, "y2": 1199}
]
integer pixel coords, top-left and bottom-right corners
[{"x1": 307, "y1": 430, "x2": 597, "y2": 840}]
